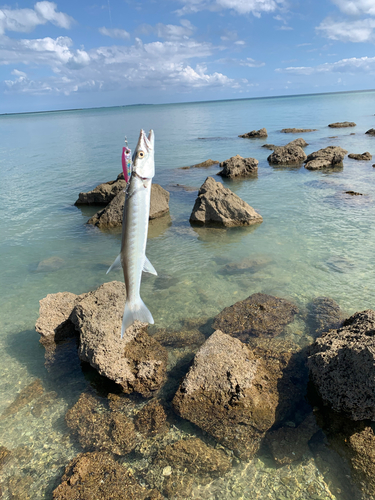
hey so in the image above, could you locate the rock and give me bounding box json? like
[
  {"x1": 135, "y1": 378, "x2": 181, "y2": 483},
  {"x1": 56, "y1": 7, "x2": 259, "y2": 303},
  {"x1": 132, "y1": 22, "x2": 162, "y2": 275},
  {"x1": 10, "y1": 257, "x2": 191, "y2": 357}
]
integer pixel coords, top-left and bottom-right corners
[
  {"x1": 189, "y1": 177, "x2": 263, "y2": 227},
  {"x1": 212, "y1": 292, "x2": 298, "y2": 342},
  {"x1": 261, "y1": 143, "x2": 276, "y2": 150},
  {"x1": 239, "y1": 127, "x2": 267, "y2": 138},
  {"x1": 266, "y1": 413, "x2": 320, "y2": 465},
  {"x1": 179, "y1": 159, "x2": 219, "y2": 169},
  {"x1": 31, "y1": 390, "x2": 58, "y2": 417},
  {"x1": 281, "y1": 128, "x2": 317, "y2": 133},
  {"x1": 308, "y1": 310, "x2": 375, "y2": 420},
  {"x1": 7, "y1": 474, "x2": 34, "y2": 500},
  {"x1": 366, "y1": 128, "x2": 375, "y2": 136},
  {"x1": 345, "y1": 190, "x2": 363, "y2": 196},
  {"x1": 304, "y1": 146, "x2": 347, "y2": 170},
  {"x1": 217, "y1": 154, "x2": 258, "y2": 178},
  {"x1": 173, "y1": 330, "x2": 282, "y2": 459},
  {"x1": 0, "y1": 446, "x2": 11, "y2": 470},
  {"x1": 36, "y1": 256, "x2": 65, "y2": 272},
  {"x1": 152, "y1": 328, "x2": 205, "y2": 348},
  {"x1": 70, "y1": 282, "x2": 167, "y2": 396},
  {"x1": 75, "y1": 173, "x2": 127, "y2": 205},
  {"x1": 87, "y1": 184, "x2": 170, "y2": 228},
  {"x1": 348, "y1": 152, "x2": 372, "y2": 160},
  {"x1": 35, "y1": 291, "x2": 81, "y2": 343},
  {"x1": 306, "y1": 297, "x2": 344, "y2": 337},
  {"x1": 134, "y1": 399, "x2": 168, "y2": 436},
  {"x1": 53, "y1": 451, "x2": 163, "y2": 500},
  {"x1": 221, "y1": 256, "x2": 271, "y2": 275},
  {"x1": 262, "y1": 138, "x2": 308, "y2": 150},
  {"x1": 0, "y1": 380, "x2": 44, "y2": 421},
  {"x1": 267, "y1": 144, "x2": 307, "y2": 165},
  {"x1": 328, "y1": 122, "x2": 356, "y2": 128},
  {"x1": 66, "y1": 393, "x2": 136, "y2": 455}
]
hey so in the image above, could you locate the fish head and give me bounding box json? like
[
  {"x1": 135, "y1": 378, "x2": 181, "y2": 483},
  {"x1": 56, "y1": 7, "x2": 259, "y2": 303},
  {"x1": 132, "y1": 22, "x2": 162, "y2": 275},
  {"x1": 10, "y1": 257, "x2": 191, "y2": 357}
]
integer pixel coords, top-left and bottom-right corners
[{"x1": 132, "y1": 129, "x2": 155, "y2": 179}]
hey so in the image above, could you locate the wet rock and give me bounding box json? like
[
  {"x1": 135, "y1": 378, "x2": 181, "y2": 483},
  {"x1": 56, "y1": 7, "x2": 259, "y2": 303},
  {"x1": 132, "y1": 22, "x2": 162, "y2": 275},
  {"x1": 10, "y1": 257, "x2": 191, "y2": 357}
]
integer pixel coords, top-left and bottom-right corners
[
  {"x1": 134, "y1": 399, "x2": 168, "y2": 436},
  {"x1": 306, "y1": 296, "x2": 344, "y2": 337},
  {"x1": 217, "y1": 154, "x2": 258, "y2": 178},
  {"x1": 328, "y1": 121, "x2": 356, "y2": 128},
  {"x1": 173, "y1": 330, "x2": 282, "y2": 459},
  {"x1": 304, "y1": 146, "x2": 348, "y2": 170},
  {"x1": 66, "y1": 393, "x2": 136, "y2": 455},
  {"x1": 212, "y1": 292, "x2": 298, "y2": 342},
  {"x1": 348, "y1": 152, "x2": 372, "y2": 160},
  {"x1": 53, "y1": 451, "x2": 163, "y2": 500},
  {"x1": 88, "y1": 184, "x2": 170, "y2": 228},
  {"x1": 31, "y1": 390, "x2": 58, "y2": 418},
  {"x1": 262, "y1": 138, "x2": 308, "y2": 150},
  {"x1": 281, "y1": 128, "x2": 317, "y2": 133},
  {"x1": 221, "y1": 256, "x2": 271, "y2": 275},
  {"x1": 308, "y1": 310, "x2": 375, "y2": 420},
  {"x1": 267, "y1": 144, "x2": 307, "y2": 165},
  {"x1": 7, "y1": 474, "x2": 33, "y2": 500},
  {"x1": 152, "y1": 328, "x2": 205, "y2": 348},
  {"x1": 189, "y1": 176, "x2": 263, "y2": 227},
  {"x1": 35, "y1": 292, "x2": 81, "y2": 343},
  {"x1": 162, "y1": 473, "x2": 193, "y2": 499},
  {"x1": 266, "y1": 413, "x2": 320, "y2": 465},
  {"x1": 75, "y1": 173, "x2": 127, "y2": 205},
  {"x1": 36, "y1": 256, "x2": 65, "y2": 272},
  {"x1": 366, "y1": 128, "x2": 375, "y2": 136},
  {"x1": 262, "y1": 143, "x2": 276, "y2": 150},
  {"x1": 239, "y1": 127, "x2": 267, "y2": 138},
  {"x1": 0, "y1": 380, "x2": 44, "y2": 421},
  {"x1": 345, "y1": 191, "x2": 363, "y2": 196},
  {"x1": 70, "y1": 282, "x2": 168, "y2": 396},
  {"x1": 180, "y1": 159, "x2": 219, "y2": 169},
  {"x1": 0, "y1": 446, "x2": 11, "y2": 470}
]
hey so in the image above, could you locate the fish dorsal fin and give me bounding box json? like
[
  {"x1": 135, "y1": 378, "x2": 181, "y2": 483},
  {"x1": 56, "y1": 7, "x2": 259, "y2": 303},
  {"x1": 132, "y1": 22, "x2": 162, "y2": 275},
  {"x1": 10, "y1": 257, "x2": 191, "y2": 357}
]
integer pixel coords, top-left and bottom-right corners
[
  {"x1": 143, "y1": 256, "x2": 157, "y2": 275},
  {"x1": 106, "y1": 254, "x2": 122, "y2": 274}
]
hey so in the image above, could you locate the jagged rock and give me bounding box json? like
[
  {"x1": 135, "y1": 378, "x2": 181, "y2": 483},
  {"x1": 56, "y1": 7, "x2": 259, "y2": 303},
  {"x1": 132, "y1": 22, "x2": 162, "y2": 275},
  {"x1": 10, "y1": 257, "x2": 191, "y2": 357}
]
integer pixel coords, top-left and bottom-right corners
[
  {"x1": 281, "y1": 128, "x2": 317, "y2": 133},
  {"x1": 366, "y1": 128, "x2": 375, "y2": 136},
  {"x1": 70, "y1": 282, "x2": 167, "y2": 396},
  {"x1": 87, "y1": 184, "x2": 170, "y2": 228},
  {"x1": 239, "y1": 128, "x2": 267, "y2": 138},
  {"x1": 306, "y1": 296, "x2": 344, "y2": 337},
  {"x1": 36, "y1": 256, "x2": 65, "y2": 272},
  {"x1": 348, "y1": 152, "x2": 372, "y2": 160},
  {"x1": 75, "y1": 173, "x2": 127, "y2": 205},
  {"x1": 53, "y1": 451, "x2": 163, "y2": 500},
  {"x1": 304, "y1": 146, "x2": 347, "y2": 170},
  {"x1": 134, "y1": 399, "x2": 168, "y2": 436},
  {"x1": 267, "y1": 144, "x2": 307, "y2": 165},
  {"x1": 212, "y1": 292, "x2": 298, "y2": 342},
  {"x1": 180, "y1": 159, "x2": 219, "y2": 169},
  {"x1": 66, "y1": 393, "x2": 136, "y2": 455},
  {"x1": 189, "y1": 177, "x2": 263, "y2": 227},
  {"x1": 0, "y1": 380, "x2": 44, "y2": 421},
  {"x1": 217, "y1": 154, "x2": 258, "y2": 178},
  {"x1": 36, "y1": 292, "x2": 81, "y2": 342},
  {"x1": 328, "y1": 121, "x2": 356, "y2": 128},
  {"x1": 308, "y1": 310, "x2": 375, "y2": 420},
  {"x1": 173, "y1": 330, "x2": 282, "y2": 459}
]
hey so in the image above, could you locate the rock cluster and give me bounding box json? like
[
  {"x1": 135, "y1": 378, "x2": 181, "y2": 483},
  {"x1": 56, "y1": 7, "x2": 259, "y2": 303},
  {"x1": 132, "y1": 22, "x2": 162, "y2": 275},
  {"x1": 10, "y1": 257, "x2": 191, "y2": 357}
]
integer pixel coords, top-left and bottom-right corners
[
  {"x1": 75, "y1": 173, "x2": 126, "y2": 205},
  {"x1": 217, "y1": 154, "x2": 258, "y2": 178},
  {"x1": 304, "y1": 146, "x2": 347, "y2": 170},
  {"x1": 348, "y1": 152, "x2": 372, "y2": 160},
  {"x1": 239, "y1": 128, "x2": 267, "y2": 138},
  {"x1": 267, "y1": 144, "x2": 307, "y2": 165},
  {"x1": 281, "y1": 128, "x2": 317, "y2": 133},
  {"x1": 189, "y1": 177, "x2": 263, "y2": 227},
  {"x1": 328, "y1": 122, "x2": 356, "y2": 128}
]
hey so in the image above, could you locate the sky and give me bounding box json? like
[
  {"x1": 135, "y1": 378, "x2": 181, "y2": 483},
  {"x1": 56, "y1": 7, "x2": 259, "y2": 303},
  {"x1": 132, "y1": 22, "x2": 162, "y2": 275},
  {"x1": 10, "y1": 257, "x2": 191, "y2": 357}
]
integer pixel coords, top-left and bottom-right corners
[{"x1": 1, "y1": 0, "x2": 375, "y2": 113}]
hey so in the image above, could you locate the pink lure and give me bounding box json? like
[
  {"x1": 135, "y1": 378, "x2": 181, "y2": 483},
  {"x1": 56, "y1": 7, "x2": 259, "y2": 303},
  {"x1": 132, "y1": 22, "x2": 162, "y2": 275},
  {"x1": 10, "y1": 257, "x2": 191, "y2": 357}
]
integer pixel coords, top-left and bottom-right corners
[{"x1": 122, "y1": 147, "x2": 132, "y2": 182}]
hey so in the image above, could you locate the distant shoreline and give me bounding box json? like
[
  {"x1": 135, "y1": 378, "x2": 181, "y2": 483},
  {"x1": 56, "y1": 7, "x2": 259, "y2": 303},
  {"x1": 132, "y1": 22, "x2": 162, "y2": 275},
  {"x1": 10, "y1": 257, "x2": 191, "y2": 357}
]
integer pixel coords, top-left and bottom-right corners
[{"x1": 1, "y1": 87, "x2": 374, "y2": 117}]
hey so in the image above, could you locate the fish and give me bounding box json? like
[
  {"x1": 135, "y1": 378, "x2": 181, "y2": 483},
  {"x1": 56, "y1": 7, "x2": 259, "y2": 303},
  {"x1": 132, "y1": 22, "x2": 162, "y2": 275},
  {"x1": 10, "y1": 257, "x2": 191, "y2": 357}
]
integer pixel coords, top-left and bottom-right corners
[{"x1": 107, "y1": 129, "x2": 157, "y2": 338}]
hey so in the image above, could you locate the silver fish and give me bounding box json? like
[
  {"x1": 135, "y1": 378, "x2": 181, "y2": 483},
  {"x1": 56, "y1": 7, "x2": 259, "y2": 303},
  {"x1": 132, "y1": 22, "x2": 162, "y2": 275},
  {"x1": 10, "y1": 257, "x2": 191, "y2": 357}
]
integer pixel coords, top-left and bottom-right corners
[{"x1": 107, "y1": 129, "x2": 156, "y2": 337}]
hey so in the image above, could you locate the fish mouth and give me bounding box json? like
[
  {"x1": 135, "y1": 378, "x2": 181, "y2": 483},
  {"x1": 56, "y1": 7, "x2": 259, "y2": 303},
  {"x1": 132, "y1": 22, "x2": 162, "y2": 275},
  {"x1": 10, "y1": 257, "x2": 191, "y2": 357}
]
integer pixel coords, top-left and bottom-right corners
[{"x1": 135, "y1": 129, "x2": 154, "y2": 154}]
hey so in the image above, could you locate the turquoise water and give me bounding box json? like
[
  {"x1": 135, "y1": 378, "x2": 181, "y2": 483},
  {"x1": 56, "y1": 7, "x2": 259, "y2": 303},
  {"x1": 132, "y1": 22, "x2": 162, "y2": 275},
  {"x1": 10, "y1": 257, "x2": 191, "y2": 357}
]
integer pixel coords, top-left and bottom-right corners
[{"x1": 1, "y1": 91, "x2": 375, "y2": 498}]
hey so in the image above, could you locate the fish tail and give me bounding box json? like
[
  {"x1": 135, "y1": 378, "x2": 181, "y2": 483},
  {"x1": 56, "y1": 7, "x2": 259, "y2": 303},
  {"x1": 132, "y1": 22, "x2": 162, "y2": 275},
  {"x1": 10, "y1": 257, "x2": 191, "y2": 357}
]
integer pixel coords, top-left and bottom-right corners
[{"x1": 121, "y1": 297, "x2": 154, "y2": 338}]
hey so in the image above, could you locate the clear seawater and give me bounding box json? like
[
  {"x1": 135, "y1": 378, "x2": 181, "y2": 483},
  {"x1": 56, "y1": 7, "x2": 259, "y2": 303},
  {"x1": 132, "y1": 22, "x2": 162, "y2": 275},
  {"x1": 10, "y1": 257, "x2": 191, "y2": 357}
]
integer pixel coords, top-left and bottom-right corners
[{"x1": 1, "y1": 90, "x2": 375, "y2": 498}]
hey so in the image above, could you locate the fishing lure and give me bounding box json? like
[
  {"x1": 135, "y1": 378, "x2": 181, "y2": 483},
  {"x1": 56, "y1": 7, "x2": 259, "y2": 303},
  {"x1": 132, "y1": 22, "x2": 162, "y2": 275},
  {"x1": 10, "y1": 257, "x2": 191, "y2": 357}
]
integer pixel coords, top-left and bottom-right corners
[{"x1": 121, "y1": 137, "x2": 132, "y2": 182}]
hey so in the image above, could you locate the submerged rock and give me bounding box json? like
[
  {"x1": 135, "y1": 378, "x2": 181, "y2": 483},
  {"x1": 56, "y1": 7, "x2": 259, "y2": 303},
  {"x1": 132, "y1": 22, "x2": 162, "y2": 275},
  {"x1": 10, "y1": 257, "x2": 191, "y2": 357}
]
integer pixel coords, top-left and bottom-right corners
[
  {"x1": 281, "y1": 128, "x2": 317, "y2": 133},
  {"x1": 239, "y1": 128, "x2": 267, "y2": 138},
  {"x1": 217, "y1": 154, "x2": 258, "y2": 178},
  {"x1": 221, "y1": 256, "x2": 271, "y2": 275},
  {"x1": 134, "y1": 399, "x2": 168, "y2": 437},
  {"x1": 0, "y1": 446, "x2": 11, "y2": 470},
  {"x1": 328, "y1": 121, "x2": 356, "y2": 128},
  {"x1": 304, "y1": 146, "x2": 347, "y2": 170},
  {"x1": 306, "y1": 296, "x2": 344, "y2": 337},
  {"x1": 189, "y1": 176, "x2": 263, "y2": 227},
  {"x1": 75, "y1": 173, "x2": 127, "y2": 205},
  {"x1": 212, "y1": 292, "x2": 298, "y2": 342},
  {"x1": 366, "y1": 128, "x2": 375, "y2": 136},
  {"x1": 0, "y1": 380, "x2": 44, "y2": 421},
  {"x1": 36, "y1": 256, "x2": 65, "y2": 272},
  {"x1": 348, "y1": 152, "x2": 372, "y2": 160},
  {"x1": 308, "y1": 309, "x2": 375, "y2": 420},
  {"x1": 180, "y1": 159, "x2": 219, "y2": 169},
  {"x1": 267, "y1": 144, "x2": 307, "y2": 165}
]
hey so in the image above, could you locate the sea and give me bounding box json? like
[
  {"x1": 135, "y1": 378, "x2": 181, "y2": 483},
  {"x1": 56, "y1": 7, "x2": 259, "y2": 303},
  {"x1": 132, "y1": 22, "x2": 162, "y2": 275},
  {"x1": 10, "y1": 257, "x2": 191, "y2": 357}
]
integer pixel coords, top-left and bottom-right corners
[{"x1": 1, "y1": 90, "x2": 375, "y2": 499}]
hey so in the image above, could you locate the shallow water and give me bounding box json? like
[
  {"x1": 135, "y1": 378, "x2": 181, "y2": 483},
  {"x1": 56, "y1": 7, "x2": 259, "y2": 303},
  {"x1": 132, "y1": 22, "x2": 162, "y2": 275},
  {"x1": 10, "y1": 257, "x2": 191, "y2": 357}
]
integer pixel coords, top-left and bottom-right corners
[{"x1": 0, "y1": 91, "x2": 375, "y2": 498}]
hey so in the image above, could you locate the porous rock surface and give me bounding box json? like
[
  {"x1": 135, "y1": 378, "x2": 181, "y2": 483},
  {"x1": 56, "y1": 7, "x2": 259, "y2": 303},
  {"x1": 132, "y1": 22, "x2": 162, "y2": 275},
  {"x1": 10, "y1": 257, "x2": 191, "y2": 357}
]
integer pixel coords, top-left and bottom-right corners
[
  {"x1": 70, "y1": 282, "x2": 168, "y2": 396},
  {"x1": 308, "y1": 309, "x2": 375, "y2": 420},
  {"x1": 281, "y1": 128, "x2": 317, "y2": 133},
  {"x1": 306, "y1": 296, "x2": 344, "y2": 338},
  {"x1": 267, "y1": 144, "x2": 307, "y2": 165},
  {"x1": 189, "y1": 176, "x2": 263, "y2": 227},
  {"x1": 348, "y1": 152, "x2": 372, "y2": 160},
  {"x1": 87, "y1": 184, "x2": 170, "y2": 228},
  {"x1": 212, "y1": 292, "x2": 298, "y2": 342},
  {"x1": 304, "y1": 146, "x2": 348, "y2": 170},
  {"x1": 75, "y1": 173, "x2": 127, "y2": 205},
  {"x1": 134, "y1": 399, "x2": 168, "y2": 436},
  {"x1": 366, "y1": 128, "x2": 375, "y2": 136},
  {"x1": 53, "y1": 451, "x2": 163, "y2": 500},
  {"x1": 217, "y1": 154, "x2": 258, "y2": 178},
  {"x1": 173, "y1": 330, "x2": 282, "y2": 459},
  {"x1": 239, "y1": 128, "x2": 267, "y2": 138},
  {"x1": 328, "y1": 121, "x2": 356, "y2": 128}
]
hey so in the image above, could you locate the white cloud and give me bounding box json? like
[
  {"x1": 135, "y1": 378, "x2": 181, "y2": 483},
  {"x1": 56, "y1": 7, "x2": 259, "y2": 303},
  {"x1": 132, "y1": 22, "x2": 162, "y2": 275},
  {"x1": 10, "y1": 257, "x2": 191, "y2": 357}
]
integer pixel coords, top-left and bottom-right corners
[
  {"x1": 276, "y1": 55, "x2": 375, "y2": 75},
  {"x1": 316, "y1": 17, "x2": 375, "y2": 42},
  {"x1": 0, "y1": 2, "x2": 74, "y2": 35},
  {"x1": 278, "y1": 25, "x2": 293, "y2": 30},
  {"x1": 218, "y1": 56, "x2": 265, "y2": 67},
  {"x1": 331, "y1": 0, "x2": 375, "y2": 16},
  {"x1": 99, "y1": 27, "x2": 130, "y2": 40},
  {"x1": 176, "y1": 0, "x2": 285, "y2": 16},
  {"x1": 138, "y1": 20, "x2": 195, "y2": 40}
]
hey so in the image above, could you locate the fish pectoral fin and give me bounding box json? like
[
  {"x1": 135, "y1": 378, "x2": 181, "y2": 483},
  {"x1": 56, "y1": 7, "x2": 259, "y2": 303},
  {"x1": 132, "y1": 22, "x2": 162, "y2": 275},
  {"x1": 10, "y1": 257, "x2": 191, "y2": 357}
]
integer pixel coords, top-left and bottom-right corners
[
  {"x1": 106, "y1": 254, "x2": 122, "y2": 274},
  {"x1": 143, "y1": 256, "x2": 157, "y2": 275}
]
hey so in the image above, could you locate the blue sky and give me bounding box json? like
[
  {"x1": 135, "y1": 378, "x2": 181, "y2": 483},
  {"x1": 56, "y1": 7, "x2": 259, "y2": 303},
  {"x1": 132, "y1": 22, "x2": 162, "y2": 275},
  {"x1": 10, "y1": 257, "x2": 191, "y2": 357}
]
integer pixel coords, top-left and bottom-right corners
[{"x1": 1, "y1": 0, "x2": 375, "y2": 113}]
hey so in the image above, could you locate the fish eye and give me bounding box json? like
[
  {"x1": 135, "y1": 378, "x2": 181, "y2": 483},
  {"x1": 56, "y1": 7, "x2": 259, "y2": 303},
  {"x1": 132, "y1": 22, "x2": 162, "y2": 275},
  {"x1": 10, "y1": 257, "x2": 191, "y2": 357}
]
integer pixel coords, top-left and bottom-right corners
[{"x1": 138, "y1": 151, "x2": 145, "y2": 158}]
